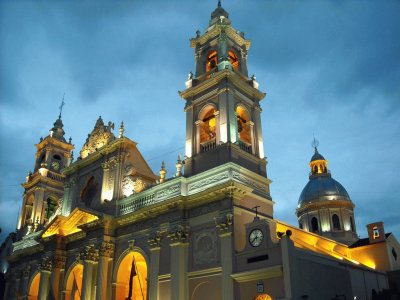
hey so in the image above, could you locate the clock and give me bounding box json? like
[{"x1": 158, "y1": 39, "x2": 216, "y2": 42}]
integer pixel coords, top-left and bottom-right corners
[{"x1": 249, "y1": 228, "x2": 263, "y2": 247}]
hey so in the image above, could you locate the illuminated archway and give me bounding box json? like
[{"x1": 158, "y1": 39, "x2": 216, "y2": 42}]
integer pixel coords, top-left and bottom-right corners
[
  {"x1": 228, "y1": 50, "x2": 239, "y2": 70},
  {"x1": 199, "y1": 105, "x2": 217, "y2": 145},
  {"x1": 65, "y1": 263, "x2": 83, "y2": 300},
  {"x1": 27, "y1": 272, "x2": 40, "y2": 300},
  {"x1": 115, "y1": 251, "x2": 148, "y2": 300},
  {"x1": 206, "y1": 50, "x2": 217, "y2": 73},
  {"x1": 253, "y1": 294, "x2": 273, "y2": 300},
  {"x1": 236, "y1": 105, "x2": 251, "y2": 144}
]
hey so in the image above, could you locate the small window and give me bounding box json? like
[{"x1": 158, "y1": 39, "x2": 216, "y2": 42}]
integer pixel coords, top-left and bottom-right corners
[
  {"x1": 392, "y1": 248, "x2": 397, "y2": 261},
  {"x1": 332, "y1": 214, "x2": 341, "y2": 230},
  {"x1": 373, "y1": 227, "x2": 380, "y2": 239},
  {"x1": 53, "y1": 154, "x2": 61, "y2": 160},
  {"x1": 311, "y1": 217, "x2": 319, "y2": 233},
  {"x1": 228, "y1": 50, "x2": 239, "y2": 70}
]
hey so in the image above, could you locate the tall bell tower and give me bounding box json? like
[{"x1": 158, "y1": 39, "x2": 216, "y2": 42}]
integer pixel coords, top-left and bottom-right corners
[
  {"x1": 180, "y1": 1, "x2": 267, "y2": 177},
  {"x1": 17, "y1": 112, "x2": 74, "y2": 235}
]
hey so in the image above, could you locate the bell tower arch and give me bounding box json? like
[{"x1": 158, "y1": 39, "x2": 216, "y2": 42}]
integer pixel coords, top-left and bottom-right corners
[{"x1": 180, "y1": 2, "x2": 266, "y2": 177}]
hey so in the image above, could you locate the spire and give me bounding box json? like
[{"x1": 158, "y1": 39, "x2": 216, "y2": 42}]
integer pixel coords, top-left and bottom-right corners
[
  {"x1": 119, "y1": 121, "x2": 125, "y2": 138},
  {"x1": 218, "y1": 0, "x2": 221, "y2": 8},
  {"x1": 175, "y1": 154, "x2": 183, "y2": 177},
  {"x1": 59, "y1": 93, "x2": 65, "y2": 119},
  {"x1": 210, "y1": 0, "x2": 229, "y2": 25},
  {"x1": 159, "y1": 161, "x2": 167, "y2": 183}
]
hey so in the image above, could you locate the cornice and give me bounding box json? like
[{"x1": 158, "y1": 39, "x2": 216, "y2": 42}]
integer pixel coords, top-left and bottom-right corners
[
  {"x1": 296, "y1": 200, "x2": 355, "y2": 216},
  {"x1": 36, "y1": 137, "x2": 74, "y2": 152}
]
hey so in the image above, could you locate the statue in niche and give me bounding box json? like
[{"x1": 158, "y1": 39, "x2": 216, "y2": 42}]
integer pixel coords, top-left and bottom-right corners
[{"x1": 80, "y1": 176, "x2": 99, "y2": 207}]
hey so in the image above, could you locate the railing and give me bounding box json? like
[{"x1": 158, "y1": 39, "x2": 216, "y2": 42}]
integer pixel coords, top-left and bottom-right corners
[
  {"x1": 119, "y1": 193, "x2": 156, "y2": 215},
  {"x1": 200, "y1": 139, "x2": 217, "y2": 153},
  {"x1": 238, "y1": 140, "x2": 252, "y2": 154},
  {"x1": 47, "y1": 170, "x2": 65, "y2": 182}
]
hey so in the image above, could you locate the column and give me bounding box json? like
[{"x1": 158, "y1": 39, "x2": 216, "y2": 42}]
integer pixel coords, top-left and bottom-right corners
[
  {"x1": 14, "y1": 270, "x2": 22, "y2": 299},
  {"x1": 101, "y1": 161, "x2": 111, "y2": 202},
  {"x1": 38, "y1": 257, "x2": 52, "y2": 300},
  {"x1": 253, "y1": 106, "x2": 264, "y2": 158},
  {"x1": 216, "y1": 214, "x2": 234, "y2": 300},
  {"x1": 281, "y1": 231, "x2": 295, "y2": 299},
  {"x1": 185, "y1": 106, "x2": 194, "y2": 158},
  {"x1": 3, "y1": 272, "x2": 10, "y2": 300},
  {"x1": 248, "y1": 121, "x2": 255, "y2": 155},
  {"x1": 62, "y1": 179, "x2": 76, "y2": 216},
  {"x1": 168, "y1": 226, "x2": 189, "y2": 300},
  {"x1": 148, "y1": 233, "x2": 162, "y2": 300},
  {"x1": 53, "y1": 253, "x2": 67, "y2": 300},
  {"x1": 195, "y1": 120, "x2": 202, "y2": 154},
  {"x1": 214, "y1": 111, "x2": 221, "y2": 145},
  {"x1": 96, "y1": 241, "x2": 115, "y2": 300},
  {"x1": 21, "y1": 266, "x2": 31, "y2": 298},
  {"x1": 33, "y1": 187, "x2": 45, "y2": 225},
  {"x1": 81, "y1": 245, "x2": 99, "y2": 300}
]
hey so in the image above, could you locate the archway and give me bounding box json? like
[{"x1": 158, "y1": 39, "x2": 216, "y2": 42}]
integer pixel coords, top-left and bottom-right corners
[
  {"x1": 206, "y1": 50, "x2": 217, "y2": 73},
  {"x1": 65, "y1": 263, "x2": 83, "y2": 300},
  {"x1": 198, "y1": 105, "x2": 217, "y2": 151},
  {"x1": 27, "y1": 272, "x2": 40, "y2": 300},
  {"x1": 236, "y1": 105, "x2": 251, "y2": 145},
  {"x1": 253, "y1": 294, "x2": 273, "y2": 300},
  {"x1": 228, "y1": 50, "x2": 239, "y2": 70},
  {"x1": 115, "y1": 251, "x2": 148, "y2": 300}
]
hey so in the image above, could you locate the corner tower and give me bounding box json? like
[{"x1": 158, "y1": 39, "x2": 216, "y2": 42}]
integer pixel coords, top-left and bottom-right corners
[
  {"x1": 296, "y1": 145, "x2": 358, "y2": 245},
  {"x1": 180, "y1": 1, "x2": 267, "y2": 177},
  {"x1": 17, "y1": 114, "x2": 74, "y2": 235}
]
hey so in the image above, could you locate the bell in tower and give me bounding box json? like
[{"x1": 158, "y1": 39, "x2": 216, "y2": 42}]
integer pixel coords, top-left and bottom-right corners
[
  {"x1": 17, "y1": 104, "x2": 74, "y2": 235},
  {"x1": 180, "y1": 1, "x2": 266, "y2": 177}
]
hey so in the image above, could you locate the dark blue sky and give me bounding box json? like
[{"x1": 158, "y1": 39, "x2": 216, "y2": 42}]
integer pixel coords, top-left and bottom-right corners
[{"x1": 1, "y1": 0, "x2": 399, "y2": 243}]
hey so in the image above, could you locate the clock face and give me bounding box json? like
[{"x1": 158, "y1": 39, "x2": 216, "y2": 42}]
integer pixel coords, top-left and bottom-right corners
[{"x1": 249, "y1": 229, "x2": 263, "y2": 247}]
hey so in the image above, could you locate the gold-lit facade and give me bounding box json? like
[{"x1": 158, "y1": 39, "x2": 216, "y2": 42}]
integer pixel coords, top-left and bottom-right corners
[{"x1": 1, "y1": 2, "x2": 400, "y2": 300}]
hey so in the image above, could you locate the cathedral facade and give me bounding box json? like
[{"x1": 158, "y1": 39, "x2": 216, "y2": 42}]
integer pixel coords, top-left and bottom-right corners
[{"x1": 1, "y1": 3, "x2": 400, "y2": 300}]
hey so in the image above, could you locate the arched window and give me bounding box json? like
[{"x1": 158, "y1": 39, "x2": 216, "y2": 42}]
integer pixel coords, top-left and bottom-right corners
[
  {"x1": 45, "y1": 198, "x2": 58, "y2": 220},
  {"x1": 28, "y1": 272, "x2": 40, "y2": 300},
  {"x1": 236, "y1": 105, "x2": 251, "y2": 144},
  {"x1": 228, "y1": 50, "x2": 239, "y2": 70},
  {"x1": 81, "y1": 176, "x2": 99, "y2": 207},
  {"x1": 206, "y1": 50, "x2": 217, "y2": 73},
  {"x1": 53, "y1": 154, "x2": 61, "y2": 160},
  {"x1": 311, "y1": 217, "x2": 319, "y2": 233},
  {"x1": 350, "y1": 216, "x2": 355, "y2": 232},
  {"x1": 65, "y1": 264, "x2": 83, "y2": 300},
  {"x1": 332, "y1": 214, "x2": 341, "y2": 230},
  {"x1": 199, "y1": 106, "x2": 216, "y2": 145}
]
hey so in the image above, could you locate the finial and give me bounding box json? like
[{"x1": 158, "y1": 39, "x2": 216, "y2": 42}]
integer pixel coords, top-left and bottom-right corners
[
  {"x1": 119, "y1": 121, "x2": 125, "y2": 138},
  {"x1": 188, "y1": 71, "x2": 193, "y2": 80},
  {"x1": 159, "y1": 161, "x2": 167, "y2": 183},
  {"x1": 175, "y1": 153, "x2": 183, "y2": 177},
  {"x1": 59, "y1": 93, "x2": 65, "y2": 119},
  {"x1": 218, "y1": 0, "x2": 221, "y2": 8},
  {"x1": 196, "y1": 30, "x2": 201, "y2": 38},
  {"x1": 312, "y1": 136, "x2": 319, "y2": 152},
  {"x1": 69, "y1": 137, "x2": 72, "y2": 144}
]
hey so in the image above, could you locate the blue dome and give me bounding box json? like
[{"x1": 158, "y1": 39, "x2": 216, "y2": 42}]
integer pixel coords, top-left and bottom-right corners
[{"x1": 298, "y1": 174, "x2": 351, "y2": 207}]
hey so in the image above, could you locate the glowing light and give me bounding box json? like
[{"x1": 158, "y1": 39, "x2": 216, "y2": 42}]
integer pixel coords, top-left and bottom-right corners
[
  {"x1": 185, "y1": 140, "x2": 192, "y2": 158},
  {"x1": 220, "y1": 123, "x2": 228, "y2": 143},
  {"x1": 38, "y1": 168, "x2": 48, "y2": 177}
]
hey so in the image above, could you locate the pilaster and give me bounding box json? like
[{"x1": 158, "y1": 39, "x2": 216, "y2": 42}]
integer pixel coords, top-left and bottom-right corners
[
  {"x1": 81, "y1": 245, "x2": 99, "y2": 300},
  {"x1": 38, "y1": 257, "x2": 52, "y2": 300},
  {"x1": 21, "y1": 265, "x2": 31, "y2": 298},
  {"x1": 216, "y1": 213, "x2": 234, "y2": 300},
  {"x1": 96, "y1": 241, "x2": 115, "y2": 300},
  {"x1": 148, "y1": 232, "x2": 162, "y2": 300},
  {"x1": 168, "y1": 226, "x2": 189, "y2": 300}
]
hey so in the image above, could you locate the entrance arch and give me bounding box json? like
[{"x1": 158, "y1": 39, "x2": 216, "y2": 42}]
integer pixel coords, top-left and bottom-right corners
[
  {"x1": 254, "y1": 294, "x2": 273, "y2": 300},
  {"x1": 64, "y1": 263, "x2": 83, "y2": 300},
  {"x1": 115, "y1": 251, "x2": 148, "y2": 300},
  {"x1": 27, "y1": 272, "x2": 40, "y2": 300}
]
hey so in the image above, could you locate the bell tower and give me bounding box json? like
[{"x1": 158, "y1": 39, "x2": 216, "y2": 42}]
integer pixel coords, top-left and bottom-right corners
[
  {"x1": 180, "y1": 1, "x2": 267, "y2": 177},
  {"x1": 17, "y1": 112, "x2": 74, "y2": 235}
]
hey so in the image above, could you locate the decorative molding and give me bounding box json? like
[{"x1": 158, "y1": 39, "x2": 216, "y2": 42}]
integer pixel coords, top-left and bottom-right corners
[
  {"x1": 39, "y1": 257, "x2": 53, "y2": 272},
  {"x1": 80, "y1": 245, "x2": 99, "y2": 262},
  {"x1": 232, "y1": 171, "x2": 267, "y2": 194},
  {"x1": 157, "y1": 184, "x2": 181, "y2": 199},
  {"x1": 148, "y1": 231, "x2": 163, "y2": 249},
  {"x1": 22, "y1": 265, "x2": 31, "y2": 278},
  {"x1": 99, "y1": 241, "x2": 114, "y2": 258},
  {"x1": 188, "y1": 171, "x2": 229, "y2": 192},
  {"x1": 54, "y1": 255, "x2": 67, "y2": 269},
  {"x1": 168, "y1": 225, "x2": 189, "y2": 245},
  {"x1": 215, "y1": 213, "x2": 233, "y2": 236}
]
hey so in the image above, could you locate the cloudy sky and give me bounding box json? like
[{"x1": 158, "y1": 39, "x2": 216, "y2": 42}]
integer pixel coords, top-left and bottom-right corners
[{"x1": 0, "y1": 0, "x2": 399, "y2": 243}]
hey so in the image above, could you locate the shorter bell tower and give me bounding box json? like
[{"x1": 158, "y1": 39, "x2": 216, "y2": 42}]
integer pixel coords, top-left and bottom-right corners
[
  {"x1": 180, "y1": 1, "x2": 267, "y2": 177},
  {"x1": 17, "y1": 113, "x2": 74, "y2": 235}
]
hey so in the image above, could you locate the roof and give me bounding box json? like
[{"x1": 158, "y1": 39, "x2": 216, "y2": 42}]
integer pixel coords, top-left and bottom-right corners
[{"x1": 349, "y1": 233, "x2": 392, "y2": 248}]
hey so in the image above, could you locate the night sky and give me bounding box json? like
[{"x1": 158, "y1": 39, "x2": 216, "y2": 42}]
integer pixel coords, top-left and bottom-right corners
[{"x1": 1, "y1": 0, "x2": 399, "y2": 244}]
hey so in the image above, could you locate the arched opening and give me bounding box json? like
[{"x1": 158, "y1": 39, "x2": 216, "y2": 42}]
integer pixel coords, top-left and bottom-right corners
[
  {"x1": 228, "y1": 50, "x2": 239, "y2": 70},
  {"x1": 311, "y1": 217, "x2": 319, "y2": 233},
  {"x1": 253, "y1": 294, "x2": 273, "y2": 300},
  {"x1": 199, "y1": 105, "x2": 217, "y2": 152},
  {"x1": 27, "y1": 272, "x2": 40, "y2": 300},
  {"x1": 236, "y1": 106, "x2": 252, "y2": 152},
  {"x1": 44, "y1": 197, "x2": 58, "y2": 223},
  {"x1": 65, "y1": 264, "x2": 83, "y2": 300},
  {"x1": 206, "y1": 50, "x2": 217, "y2": 73},
  {"x1": 332, "y1": 214, "x2": 341, "y2": 230},
  {"x1": 115, "y1": 251, "x2": 148, "y2": 300},
  {"x1": 81, "y1": 176, "x2": 99, "y2": 207}
]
